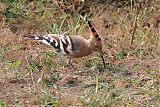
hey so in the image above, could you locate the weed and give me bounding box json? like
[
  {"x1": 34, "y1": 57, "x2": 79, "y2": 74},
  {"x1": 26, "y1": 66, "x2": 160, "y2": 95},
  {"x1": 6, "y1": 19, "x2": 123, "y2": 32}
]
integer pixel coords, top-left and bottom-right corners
[
  {"x1": 11, "y1": 60, "x2": 21, "y2": 70},
  {"x1": 2, "y1": 0, "x2": 27, "y2": 20},
  {"x1": 40, "y1": 51, "x2": 59, "y2": 70},
  {"x1": 43, "y1": 74, "x2": 60, "y2": 87},
  {"x1": 81, "y1": 78, "x2": 112, "y2": 107},
  {"x1": 27, "y1": 61, "x2": 41, "y2": 73},
  {"x1": 115, "y1": 49, "x2": 128, "y2": 60},
  {"x1": 12, "y1": 98, "x2": 19, "y2": 105},
  {"x1": 0, "y1": 100, "x2": 10, "y2": 107},
  {"x1": 39, "y1": 92, "x2": 60, "y2": 107}
]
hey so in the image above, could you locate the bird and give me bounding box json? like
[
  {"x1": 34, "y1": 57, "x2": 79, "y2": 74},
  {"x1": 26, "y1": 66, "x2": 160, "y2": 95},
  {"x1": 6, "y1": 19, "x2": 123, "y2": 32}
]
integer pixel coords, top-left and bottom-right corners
[{"x1": 23, "y1": 17, "x2": 105, "y2": 68}]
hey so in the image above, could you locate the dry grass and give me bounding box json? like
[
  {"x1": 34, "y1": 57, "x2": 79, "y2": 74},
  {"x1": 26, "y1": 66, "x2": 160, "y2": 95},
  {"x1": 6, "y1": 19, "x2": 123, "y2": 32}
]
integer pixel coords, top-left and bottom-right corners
[{"x1": 0, "y1": 0, "x2": 160, "y2": 106}]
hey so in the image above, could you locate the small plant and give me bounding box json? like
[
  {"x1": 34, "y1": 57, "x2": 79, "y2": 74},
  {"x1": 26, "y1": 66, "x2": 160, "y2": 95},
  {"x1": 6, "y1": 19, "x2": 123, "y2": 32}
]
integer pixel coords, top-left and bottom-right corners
[
  {"x1": 2, "y1": 0, "x2": 27, "y2": 21},
  {"x1": 81, "y1": 76, "x2": 112, "y2": 107},
  {"x1": 0, "y1": 100, "x2": 10, "y2": 107},
  {"x1": 115, "y1": 49, "x2": 128, "y2": 60},
  {"x1": 47, "y1": 13, "x2": 86, "y2": 35},
  {"x1": 39, "y1": 92, "x2": 60, "y2": 107},
  {"x1": 40, "y1": 51, "x2": 59, "y2": 70},
  {"x1": 11, "y1": 60, "x2": 21, "y2": 70},
  {"x1": 43, "y1": 74, "x2": 60, "y2": 87},
  {"x1": 12, "y1": 98, "x2": 19, "y2": 105},
  {"x1": 27, "y1": 59, "x2": 42, "y2": 73}
]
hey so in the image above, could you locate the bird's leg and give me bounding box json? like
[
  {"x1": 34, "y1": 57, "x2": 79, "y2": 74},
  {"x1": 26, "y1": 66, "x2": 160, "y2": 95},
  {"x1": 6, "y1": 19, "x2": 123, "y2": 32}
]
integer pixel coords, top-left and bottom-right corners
[{"x1": 99, "y1": 51, "x2": 106, "y2": 69}]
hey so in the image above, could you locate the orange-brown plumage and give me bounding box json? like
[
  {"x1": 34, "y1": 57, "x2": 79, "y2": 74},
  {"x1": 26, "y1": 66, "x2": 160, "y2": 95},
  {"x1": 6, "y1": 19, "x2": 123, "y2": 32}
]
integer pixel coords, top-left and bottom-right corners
[{"x1": 24, "y1": 18, "x2": 105, "y2": 67}]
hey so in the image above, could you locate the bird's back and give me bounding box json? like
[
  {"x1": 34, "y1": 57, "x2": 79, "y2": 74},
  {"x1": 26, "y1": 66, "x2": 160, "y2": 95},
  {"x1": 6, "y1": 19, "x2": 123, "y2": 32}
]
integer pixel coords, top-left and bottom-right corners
[
  {"x1": 24, "y1": 34, "x2": 92, "y2": 58},
  {"x1": 70, "y1": 36, "x2": 92, "y2": 58}
]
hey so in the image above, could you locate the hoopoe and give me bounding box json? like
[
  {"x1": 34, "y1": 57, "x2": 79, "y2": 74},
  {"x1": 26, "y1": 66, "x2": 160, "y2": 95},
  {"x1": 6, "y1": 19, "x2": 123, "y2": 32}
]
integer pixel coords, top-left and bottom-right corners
[{"x1": 24, "y1": 18, "x2": 105, "y2": 68}]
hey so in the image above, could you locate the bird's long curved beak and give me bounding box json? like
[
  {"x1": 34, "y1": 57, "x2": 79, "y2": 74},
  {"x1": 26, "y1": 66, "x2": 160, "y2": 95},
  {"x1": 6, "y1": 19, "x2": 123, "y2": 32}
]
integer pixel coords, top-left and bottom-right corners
[{"x1": 99, "y1": 51, "x2": 106, "y2": 69}]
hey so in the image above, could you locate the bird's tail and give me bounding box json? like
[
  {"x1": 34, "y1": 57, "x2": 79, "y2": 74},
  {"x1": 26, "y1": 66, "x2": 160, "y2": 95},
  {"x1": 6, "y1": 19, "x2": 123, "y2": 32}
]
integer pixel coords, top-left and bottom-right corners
[
  {"x1": 23, "y1": 34, "x2": 60, "y2": 48},
  {"x1": 23, "y1": 34, "x2": 74, "y2": 55}
]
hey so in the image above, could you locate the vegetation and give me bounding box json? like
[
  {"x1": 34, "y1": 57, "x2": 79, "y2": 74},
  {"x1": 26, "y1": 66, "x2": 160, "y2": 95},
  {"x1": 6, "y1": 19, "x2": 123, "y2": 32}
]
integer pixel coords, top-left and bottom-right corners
[{"x1": 0, "y1": 0, "x2": 160, "y2": 106}]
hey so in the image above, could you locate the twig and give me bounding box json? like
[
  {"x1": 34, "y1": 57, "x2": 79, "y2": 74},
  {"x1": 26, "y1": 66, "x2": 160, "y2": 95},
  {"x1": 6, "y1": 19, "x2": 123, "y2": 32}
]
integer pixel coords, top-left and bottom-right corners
[{"x1": 129, "y1": 15, "x2": 138, "y2": 48}]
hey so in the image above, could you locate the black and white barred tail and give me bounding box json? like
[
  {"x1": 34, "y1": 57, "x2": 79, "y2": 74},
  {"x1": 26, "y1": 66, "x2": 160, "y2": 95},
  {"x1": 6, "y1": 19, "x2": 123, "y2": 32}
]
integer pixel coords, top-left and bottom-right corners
[{"x1": 23, "y1": 34, "x2": 74, "y2": 55}]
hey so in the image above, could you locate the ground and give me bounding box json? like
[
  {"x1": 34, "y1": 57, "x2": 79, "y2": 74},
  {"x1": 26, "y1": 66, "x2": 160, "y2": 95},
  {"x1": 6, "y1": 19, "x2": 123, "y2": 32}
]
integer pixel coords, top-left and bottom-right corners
[{"x1": 0, "y1": 0, "x2": 160, "y2": 107}]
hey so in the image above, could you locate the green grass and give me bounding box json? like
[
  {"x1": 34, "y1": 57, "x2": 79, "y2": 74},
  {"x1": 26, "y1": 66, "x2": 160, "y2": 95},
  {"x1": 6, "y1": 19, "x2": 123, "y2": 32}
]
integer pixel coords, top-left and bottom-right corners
[
  {"x1": 0, "y1": 100, "x2": 10, "y2": 107},
  {"x1": 39, "y1": 91, "x2": 60, "y2": 107}
]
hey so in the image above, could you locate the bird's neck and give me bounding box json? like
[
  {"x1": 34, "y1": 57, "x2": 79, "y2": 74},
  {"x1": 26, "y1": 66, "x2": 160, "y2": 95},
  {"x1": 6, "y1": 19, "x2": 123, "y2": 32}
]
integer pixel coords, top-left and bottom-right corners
[{"x1": 87, "y1": 37, "x2": 94, "y2": 49}]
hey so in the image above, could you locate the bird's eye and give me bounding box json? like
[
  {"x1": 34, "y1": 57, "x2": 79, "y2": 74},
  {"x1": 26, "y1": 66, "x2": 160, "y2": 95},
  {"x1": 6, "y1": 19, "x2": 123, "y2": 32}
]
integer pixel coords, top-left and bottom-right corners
[{"x1": 95, "y1": 45, "x2": 98, "y2": 48}]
